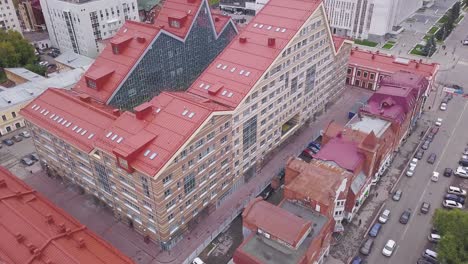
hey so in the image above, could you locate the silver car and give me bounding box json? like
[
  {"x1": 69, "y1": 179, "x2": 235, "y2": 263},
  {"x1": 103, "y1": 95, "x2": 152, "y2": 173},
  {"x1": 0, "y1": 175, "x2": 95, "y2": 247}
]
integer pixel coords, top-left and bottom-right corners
[{"x1": 360, "y1": 238, "x2": 374, "y2": 255}]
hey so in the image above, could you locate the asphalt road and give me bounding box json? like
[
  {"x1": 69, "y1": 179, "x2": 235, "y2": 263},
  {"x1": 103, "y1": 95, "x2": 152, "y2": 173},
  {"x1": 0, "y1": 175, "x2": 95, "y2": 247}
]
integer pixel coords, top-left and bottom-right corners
[{"x1": 365, "y1": 95, "x2": 468, "y2": 263}]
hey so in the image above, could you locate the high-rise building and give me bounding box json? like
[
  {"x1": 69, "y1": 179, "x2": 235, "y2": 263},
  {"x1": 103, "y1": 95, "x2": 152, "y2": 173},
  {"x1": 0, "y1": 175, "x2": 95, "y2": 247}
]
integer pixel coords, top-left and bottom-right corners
[
  {"x1": 22, "y1": 0, "x2": 353, "y2": 250},
  {"x1": 0, "y1": 0, "x2": 22, "y2": 32},
  {"x1": 18, "y1": 0, "x2": 46, "y2": 31},
  {"x1": 324, "y1": 0, "x2": 423, "y2": 40},
  {"x1": 40, "y1": 0, "x2": 140, "y2": 58}
]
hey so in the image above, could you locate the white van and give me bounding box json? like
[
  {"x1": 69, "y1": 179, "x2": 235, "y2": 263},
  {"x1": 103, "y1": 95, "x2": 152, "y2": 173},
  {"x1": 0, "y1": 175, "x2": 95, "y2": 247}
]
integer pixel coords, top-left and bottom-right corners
[
  {"x1": 431, "y1": 171, "x2": 439, "y2": 182},
  {"x1": 193, "y1": 257, "x2": 206, "y2": 264}
]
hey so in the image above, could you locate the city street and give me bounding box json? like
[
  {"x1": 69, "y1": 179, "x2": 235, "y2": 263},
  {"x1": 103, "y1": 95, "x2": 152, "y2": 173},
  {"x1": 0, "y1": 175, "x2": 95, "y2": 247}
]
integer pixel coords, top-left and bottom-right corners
[{"x1": 365, "y1": 95, "x2": 468, "y2": 264}]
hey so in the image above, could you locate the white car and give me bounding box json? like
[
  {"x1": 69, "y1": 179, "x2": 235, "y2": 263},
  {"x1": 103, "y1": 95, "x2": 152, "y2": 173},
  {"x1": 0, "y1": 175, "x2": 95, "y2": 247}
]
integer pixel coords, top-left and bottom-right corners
[
  {"x1": 410, "y1": 158, "x2": 418, "y2": 168},
  {"x1": 406, "y1": 166, "x2": 416, "y2": 177},
  {"x1": 378, "y1": 209, "x2": 391, "y2": 224},
  {"x1": 435, "y1": 118, "x2": 443, "y2": 126},
  {"x1": 440, "y1": 103, "x2": 447, "y2": 111},
  {"x1": 443, "y1": 200, "x2": 463, "y2": 209},
  {"x1": 455, "y1": 167, "x2": 468, "y2": 178},
  {"x1": 447, "y1": 186, "x2": 467, "y2": 196},
  {"x1": 382, "y1": 239, "x2": 396, "y2": 257}
]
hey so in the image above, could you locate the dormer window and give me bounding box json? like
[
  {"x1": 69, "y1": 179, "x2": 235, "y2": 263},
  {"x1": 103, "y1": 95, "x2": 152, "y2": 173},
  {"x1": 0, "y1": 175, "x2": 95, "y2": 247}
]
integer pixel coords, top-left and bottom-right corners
[
  {"x1": 86, "y1": 79, "x2": 97, "y2": 89},
  {"x1": 112, "y1": 44, "x2": 120, "y2": 55}
]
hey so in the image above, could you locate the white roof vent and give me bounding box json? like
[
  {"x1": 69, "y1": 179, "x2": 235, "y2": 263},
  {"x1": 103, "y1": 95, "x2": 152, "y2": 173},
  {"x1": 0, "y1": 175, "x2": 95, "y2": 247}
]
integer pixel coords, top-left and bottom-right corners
[
  {"x1": 43, "y1": 111, "x2": 49, "y2": 116},
  {"x1": 182, "y1": 109, "x2": 189, "y2": 116},
  {"x1": 245, "y1": 71, "x2": 251, "y2": 77},
  {"x1": 199, "y1": 83, "x2": 204, "y2": 88},
  {"x1": 61, "y1": 120, "x2": 67, "y2": 125},
  {"x1": 230, "y1": 67, "x2": 236, "y2": 73},
  {"x1": 204, "y1": 84, "x2": 210, "y2": 90},
  {"x1": 281, "y1": 28, "x2": 286, "y2": 33},
  {"x1": 267, "y1": 26, "x2": 272, "y2": 30},
  {"x1": 259, "y1": 24, "x2": 264, "y2": 28},
  {"x1": 72, "y1": 126, "x2": 78, "y2": 131},
  {"x1": 253, "y1": 23, "x2": 258, "y2": 27},
  {"x1": 53, "y1": 116, "x2": 59, "y2": 121},
  {"x1": 76, "y1": 128, "x2": 82, "y2": 133},
  {"x1": 275, "y1": 27, "x2": 280, "y2": 32},
  {"x1": 222, "y1": 65, "x2": 227, "y2": 70},
  {"x1": 155, "y1": 108, "x2": 161, "y2": 113},
  {"x1": 188, "y1": 112, "x2": 195, "y2": 118},
  {"x1": 66, "y1": 122, "x2": 72, "y2": 127},
  {"x1": 40, "y1": 109, "x2": 45, "y2": 114},
  {"x1": 106, "y1": 132, "x2": 113, "y2": 138},
  {"x1": 88, "y1": 133, "x2": 94, "y2": 139},
  {"x1": 81, "y1": 130, "x2": 87, "y2": 136},
  {"x1": 149, "y1": 152, "x2": 157, "y2": 160},
  {"x1": 228, "y1": 92, "x2": 233, "y2": 98},
  {"x1": 57, "y1": 118, "x2": 63, "y2": 123},
  {"x1": 239, "y1": 70, "x2": 245, "y2": 75},
  {"x1": 216, "y1": 63, "x2": 222, "y2": 68},
  {"x1": 221, "y1": 90, "x2": 227, "y2": 96},
  {"x1": 31, "y1": 104, "x2": 37, "y2": 109},
  {"x1": 49, "y1": 114, "x2": 55, "y2": 119},
  {"x1": 111, "y1": 134, "x2": 118, "y2": 141},
  {"x1": 144, "y1": 150, "x2": 151, "y2": 157},
  {"x1": 117, "y1": 137, "x2": 123, "y2": 143}
]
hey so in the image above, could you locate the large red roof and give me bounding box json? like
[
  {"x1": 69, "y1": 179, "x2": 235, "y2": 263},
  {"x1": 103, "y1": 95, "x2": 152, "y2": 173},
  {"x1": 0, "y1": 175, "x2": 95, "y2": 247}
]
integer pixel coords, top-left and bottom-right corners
[
  {"x1": 0, "y1": 166, "x2": 133, "y2": 264},
  {"x1": 188, "y1": 0, "x2": 322, "y2": 108},
  {"x1": 94, "y1": 92, "x2": 230, "y2": 176},
  {"x1": 20, "y1": 89, "x2": 118, "y2": 153},
  {"x1": 349, "y1": 48, "x2": 439, "y2": 78},
  {"x1": 313, "y1": 136, "x2": 364, "y2": 172}
]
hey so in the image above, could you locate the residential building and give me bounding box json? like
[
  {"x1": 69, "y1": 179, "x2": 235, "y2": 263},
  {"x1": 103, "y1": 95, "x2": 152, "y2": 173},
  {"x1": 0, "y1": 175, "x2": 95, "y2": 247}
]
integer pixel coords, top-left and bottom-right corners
[
  {"x1": 18, "y1": 0, "x2": 46, "y2": 31},
  {"x1": 0, "y1": 67, "x2": 86, "y2": 136},
  {"x1": 73, "y1": 0, "x2": 237, "y2": 110},
  {"x1": 55, "y1": 50, "x2": 95, "y2": 71},
  {"x1": 347, "y1": 48, "x2": 439, "y2": 91},
  {"x1": 0, "y1": 0, "x2": 21, "y2": 32},
  {"x1": 234, "y1": 197, "x2": 333, "y2": 264},
  {"x1": 219, "y1": 0, "x2": 269, "y2": 15},
  {"x1": 324, "y1": 0, "x2": 423, "y2": 40},
  {"x1": 21, "y1": 0, "x2": 353, "y2": 249},
  {"x1": 0, "y1": 166, "x2": 134, "y2": 264},
  {"x1": 40, "y1": 0, "x2": 140, "y2": 58}
]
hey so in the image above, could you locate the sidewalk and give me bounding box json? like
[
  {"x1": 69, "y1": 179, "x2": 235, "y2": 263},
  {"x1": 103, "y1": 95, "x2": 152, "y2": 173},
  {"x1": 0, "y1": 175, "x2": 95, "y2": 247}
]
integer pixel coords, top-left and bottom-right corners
[{"x1": 153, "y1": 87, "x2": 372, "y2": 264}]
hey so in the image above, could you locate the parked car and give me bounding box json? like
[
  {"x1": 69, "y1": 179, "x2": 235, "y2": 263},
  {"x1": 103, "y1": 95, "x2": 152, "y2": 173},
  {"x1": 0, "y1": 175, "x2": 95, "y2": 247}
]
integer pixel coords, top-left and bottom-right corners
[
  {"x1": 307, "y1": 145, "x2": 320, "y2": 154},
  {"x1": 428, "y1": 233, "x2": 441, "y2": 243},
  {"x1": 20, "y1": 157, "x2": 34, "y2": 166},
  {"x1": 369, "y1": 223, "x2": 382, "y2": 237},
  {"x1": 29, "y1": 153, "x2": 39, "y2": 162},
  {"x1": 444, "y1": 194, "x2": 465, "y2": 205},
  {"x1": 382, "y1": 239, "x2": 396, "y2": 257},
  {"x1": 12, "y1": 135, "x2": 23, "y2": 142},
  {"x1": 443, "y1": 168, "x2": 453, "y2": 177},
  {"x1": 447, "y1": 186, "x2": 467, "y2": 196},
  {"x1": 430, "y1": 127, "x2": 439, "y2": 134},
  {"x1": 440, "y1": 102, "x2": 447, "y2": 111},
  {"x1": 425, "y1": 133, "x2": 434, "y2": 142},
  {"x1": 360, "y1": 238, "x2": 374, "y2": 255},
  {"x1": 399, "y1": 209, "x2": 411, "y2": 224},
  {"x1": 410, "y1": 158, "x2": 418, "y2": 167},
  {"x1": 406, "y1": 165, "x2": 416, "y2": 177},
  {"x1": 351, "y1": 256, "x2": 366, "y2": 264},
  {"x1": 192, "y1": 257, "x2": 205, "y2": 264},
  {"x1": 415, "y1": 150, "x2": 425, "y2": 160},
  {"x1": 301, "y1": 148, "x2": 314, "y2": 158},
  {"x1": 422, "y1": 249, "x2": 438, "y2": 263},
  {"x1": 463, "y1": 148, "x2": 468, "y2": 155},
  {"x1": 427, "y1": 153, "x2": 437, "y2": 164},
  {"x1": 435, "y1": 118, "x2": 443, "y2": 126},
  {"x1": 378, "y1": 209, "x2": 390, "y2": 224},
  {"x1": 460, "y1": 158, "x2": 468, "y2": 167},
  {"x1": 392, "y1": 190, "x2": 402, "y2": 201},
  {"x1": 442, "y1": 200, "x2": 463, "y2": 209},
  {"x1": 308, "y1": 141, "x2": 321, "y2": 150},
  {"x1": 455, "y1": 167, "x2": 468, "y2": 178},
  {"x1": 421, "y1": 140, "x2": 430, "y2": 150},
  {"x1": 420, "y1": 202, "x2": 431, "y2": 214},
  {"x1": 431, "y1": 171, "x2": 439, "y2": 182},
  {"x1": 19, "y1": 131, "x2": 31, "y2": 138},
  {"x1": 2, "y1": 139, "x2": 14, "y2": 146}
]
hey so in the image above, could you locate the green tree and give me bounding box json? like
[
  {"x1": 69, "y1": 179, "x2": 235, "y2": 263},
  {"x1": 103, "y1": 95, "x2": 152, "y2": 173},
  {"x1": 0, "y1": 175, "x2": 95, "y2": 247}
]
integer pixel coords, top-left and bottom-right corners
[
  {"x1": 451, "y1": 1, "x2": 461, "y2": 21},
  {"x1": 434, "y1": 209, "x2": 468, "y2": 264},
  {"x1": 25, "y1": 63, "x2": 47, "y2": 76},
  {"x1": 423, "y1": 36, "x2": 437, "y2": 56},
  {"x1": 464, "y1": 0, "x2": 468, "y2": 7},
  {"x1": 0, "y1": 30, "x2": 36, "y2": 68}
]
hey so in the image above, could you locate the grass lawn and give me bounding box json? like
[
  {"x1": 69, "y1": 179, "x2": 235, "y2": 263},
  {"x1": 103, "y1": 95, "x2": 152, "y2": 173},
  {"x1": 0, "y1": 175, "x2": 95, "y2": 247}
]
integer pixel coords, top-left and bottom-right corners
[
  {"x1": 382, "y1": 42, "x2": 395, "y2": 49},
  {"x1": 423, "y1": 35, "x2": 431, "y2": 41},
  {"x1": 437, "y1": 15, "x2": 448, "y2": 24},
  {"x1": 456, "y1": 15, "x2": 464, "y2": 24},
  {"x1": 209, "y1": 0, "x2": 219, "y2": 5},
  {"x1": 410, "y1": 44, "x2": 426, "y2": 56},
  {"x1": 428, "y1": 26, "x2": 439, "y2": 34},
  {"x1": 354, "y1": 39, "x2": 379, "y2": 47}
]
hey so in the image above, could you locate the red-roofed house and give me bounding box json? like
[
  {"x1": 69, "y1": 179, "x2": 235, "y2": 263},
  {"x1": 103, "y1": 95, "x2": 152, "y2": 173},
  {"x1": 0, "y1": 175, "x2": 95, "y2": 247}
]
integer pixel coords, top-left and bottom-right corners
[
  {"x1": 347, "y1": 48, "x2": 439, "y2": 91},
  {"x1": 234, "y1": 197, "x2": 333, "y2": 264},
  {"x1": 0, "y1": 166, "x2": 134, "y2": 264},
  {"x1": 22, "y1": 0, "x2": 354, "y2": 251}
]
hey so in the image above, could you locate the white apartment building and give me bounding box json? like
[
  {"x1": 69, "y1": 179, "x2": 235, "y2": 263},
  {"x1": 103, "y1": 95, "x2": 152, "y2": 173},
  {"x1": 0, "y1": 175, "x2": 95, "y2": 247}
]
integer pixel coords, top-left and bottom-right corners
[
  {"x1": 324, "y1": 0, "x2": 423, "y2": 40},
  {"x1": 0, "y1": 0, "x2": 22, "y2": 32},
  {"x1": 220, "y1": 0, "x2": 269, "y2": 15},
  {"x1": 40, "y1": 0, "x2": 139, "y2": 58}
]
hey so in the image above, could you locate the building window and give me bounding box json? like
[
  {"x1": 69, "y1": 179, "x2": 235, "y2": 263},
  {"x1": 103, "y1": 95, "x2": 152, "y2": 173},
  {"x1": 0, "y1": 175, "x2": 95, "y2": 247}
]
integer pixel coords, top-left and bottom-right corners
[
  {"x1": 2, "y1": 115, "x2": 6, "y2": 121},
  {"x1": 86, "y1": 79, "x2": 97, "y2": 89},
  {"x1": 370, "y1": 73, "x2": 375, "y2": 80},
  {"x1": 363, "y1": 71, "x2": 368, "y2": 78},
  {"x1": 11, "y1": 112, "x2": 16, "y2": 118},
  {"x1": 347, "y1": 68, "x2": 353, "y2": 74},
  {"x1": 169, "y1": 19, "x2": 180, "y2": 28},
  {"x1": 184, "y1": 173, "x2": 196, "y2": 194},
  {"x1": 243, "y1": 116, "x2": 257, "y2": 151},
  {"x1": 94, "y1": 162, "x2": 112, "y2": 193},
  {"x1": 164, "y1": 188, "x2": 172, "y2": 197},
  {"x1": 162, "y1": 174, "x2": 172, "y2": 184},
  {"x1": 355, "y1": 80, "x2": 360, "y2": 87},
  {"x1": 356, "y1": 70, "x2": 361, "y2": 77},
  {"x1": 141, "y1": 176, "x2": 150, "y2": 197},
  {"x1": 367, "y1": 82, "x2": 373, "y2": 89}
]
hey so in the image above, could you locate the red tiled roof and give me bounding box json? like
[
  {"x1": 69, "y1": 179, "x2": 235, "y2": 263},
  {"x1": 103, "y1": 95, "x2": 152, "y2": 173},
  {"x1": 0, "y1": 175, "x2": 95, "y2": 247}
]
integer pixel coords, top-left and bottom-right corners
[
  {"x1": 313, "y1": 137, "x2": 364, "y2": 172},
  {"x1": 349, "y1": 48, "x2": 439, "y2": 78},
  {"x1": 73, "y1": 21, "x2": 160, "y2": 103},
  {"x1": 20, "y1": 89, "x2": 118, "y2": 153},
  {"x1": 332, "y1": 35, "x2": 347, "y2": 53},
  {"x1": 0, "y1": 166, "x2": 134, "y2": 264},
  {"x1": 188, "y1": 0, "x2": 322, "y2": 108},
  {"x1": 94, "y1": 92, "x2": 230, "y2": 176},
  {"x1": 242, "y1": 198, "x2": 312, "y2": 248}
]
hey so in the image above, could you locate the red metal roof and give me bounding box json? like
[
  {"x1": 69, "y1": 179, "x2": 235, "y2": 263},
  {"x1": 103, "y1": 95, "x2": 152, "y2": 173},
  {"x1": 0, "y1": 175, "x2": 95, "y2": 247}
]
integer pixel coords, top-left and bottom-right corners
[
  {"x1": 242, "y1": 198, "x2": 312, "y2": 248},
  {"x1": 20, "y1": 89, "x2": 118, "y2": 153},
  {"x1": 313, "y1": 136, "x2": 364, "y2": 172},
  {"x1": 349, "y1": 48, "x2": 439, "y2": 78},
  {"x1": 0, "y1": 166, "x2": 134, "y2": 264},
  {"x1": 332, "y1": 35, "x2": 347, "y2": 53},
  {"x1": 188, "y1": 0, "x2": 322, "y2": 108},
  {"x1": 94, "y1": 92, "x2": 230, "y2": 176},
  {"x1": 73, "y1": 21, "x2": 160, "y2": 103}
]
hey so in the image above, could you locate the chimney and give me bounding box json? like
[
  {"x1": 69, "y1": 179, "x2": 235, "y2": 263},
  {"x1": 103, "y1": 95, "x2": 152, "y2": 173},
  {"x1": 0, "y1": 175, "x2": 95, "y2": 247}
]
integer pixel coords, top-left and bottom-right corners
[
  {"x1": 45, "y1": 214, "x2": 54, "y2": 224},
  {"x1": 0, "y1": 179, "x2": 6, "y2": 188},
  {"x1": 136, "y1": 36, "x2": 146, "y2": 43},
  {"x1": 15, "y1": 233, "x2": 25, "y2": 243},
  {"x1": 77, "y1": 238, "x2": 86, "y2": 248},
  {"x1": 214, "y1": 17, "x2": 220, "y2": 22},
  {"x1": 267, "y1": 37, "x2": 276, "y2": 47},
  {"x1": 112, "y1": 109, "x2": 121, "y2": 117},
  {"x1": 376, "y1": 50, "x2": 379, "y2": 54},
  {"x1": 371, "y1": 54, "x2": 375, "y2": 60},
  {"x1": 78, "y1": 94, "x2": 92, "y2": 103},
  {"x1": 134, "y1": 102, "x2": 153, "y2": 120},
  {"x1": 239, "y1": 37, "x2": 247, "y2": 43}
]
